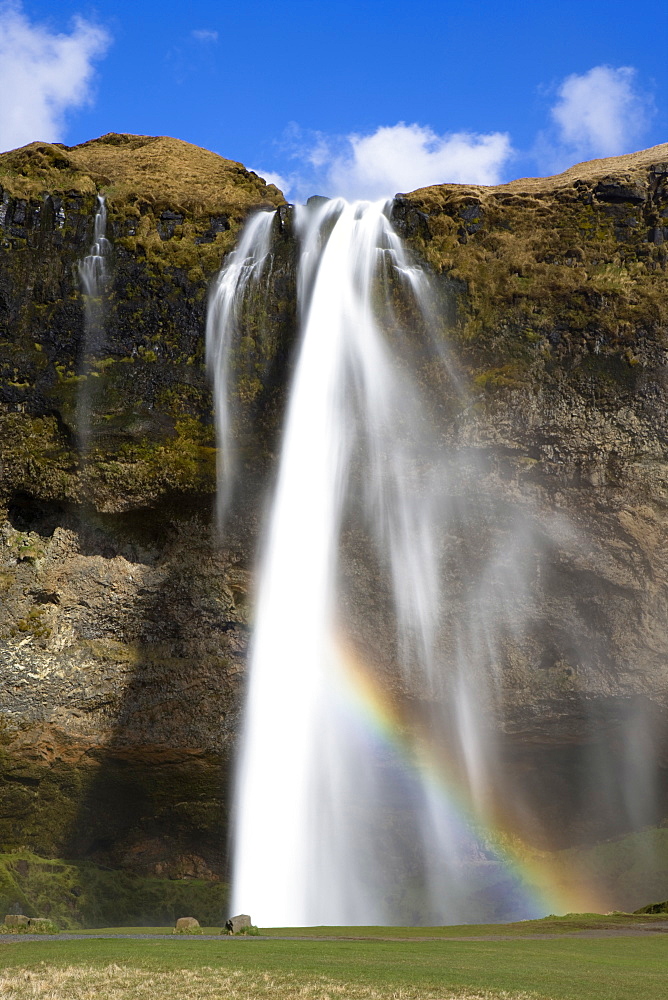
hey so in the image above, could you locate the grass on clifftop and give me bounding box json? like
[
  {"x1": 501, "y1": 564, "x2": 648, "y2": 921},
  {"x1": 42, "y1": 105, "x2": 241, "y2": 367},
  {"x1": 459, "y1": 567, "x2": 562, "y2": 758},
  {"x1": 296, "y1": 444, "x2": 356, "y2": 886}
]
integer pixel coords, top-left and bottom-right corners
[
  {"x1": 408, "y1": 142, "x2": 668, "y2": 205},
  {"x1": 0, "y1": 133, "x2": 285, "y2": 284},
  {"x1": 0, "y1": 133, "x2": 285, "y2": 216},
  {"x1": 402, "y1": 141, "x2": 668, "y2": 374},
  {"x1": 68, "y1": 134, "x2": 285, "y2": 216}
]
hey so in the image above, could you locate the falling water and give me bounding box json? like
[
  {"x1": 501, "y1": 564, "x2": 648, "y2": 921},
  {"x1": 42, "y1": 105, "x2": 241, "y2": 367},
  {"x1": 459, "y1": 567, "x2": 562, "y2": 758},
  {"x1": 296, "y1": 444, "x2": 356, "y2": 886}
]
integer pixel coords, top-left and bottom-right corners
[
  {"x1": 79, "y1": 194, "x2": 111, "y2": 300},
  {"x1": 209, "y1": 199, "x2": 663, "y2": 926},
  {"x1": 211, "y1": 198, "x2": 505, "y2": 925},
  {"x1": 77, "y1": 194, "x2": 111, "y2": 455},
  {"x1": 206, "y1": 210, "x2": 276, "y2": 520}
]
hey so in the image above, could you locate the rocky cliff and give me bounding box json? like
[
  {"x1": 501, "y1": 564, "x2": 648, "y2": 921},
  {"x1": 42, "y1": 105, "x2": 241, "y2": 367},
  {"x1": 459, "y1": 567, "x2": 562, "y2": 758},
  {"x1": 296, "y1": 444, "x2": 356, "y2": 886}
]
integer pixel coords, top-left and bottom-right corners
[
  {"x1": 391, "y1": 148, "x2": 668, "y2": 879},
  {"x1": 395, "y1": 149, "x2": 668, "y2": 745},
  {"x1": 1, "y1": 134, "x2": 668, "y2": 912},
  {"x1": 0, "y1": 134, "x2": 288, "y2": 887}
]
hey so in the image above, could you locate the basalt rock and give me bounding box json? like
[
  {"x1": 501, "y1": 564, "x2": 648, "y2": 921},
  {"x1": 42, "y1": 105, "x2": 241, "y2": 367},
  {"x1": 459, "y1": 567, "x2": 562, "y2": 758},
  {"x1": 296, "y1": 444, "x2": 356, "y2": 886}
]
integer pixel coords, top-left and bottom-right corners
[
  {"x1": 174, "y1": 916, "x2": 200, "y2": 932},
  {"x1": 1, "y1": 136, "x2": 668, "y2": 905}
]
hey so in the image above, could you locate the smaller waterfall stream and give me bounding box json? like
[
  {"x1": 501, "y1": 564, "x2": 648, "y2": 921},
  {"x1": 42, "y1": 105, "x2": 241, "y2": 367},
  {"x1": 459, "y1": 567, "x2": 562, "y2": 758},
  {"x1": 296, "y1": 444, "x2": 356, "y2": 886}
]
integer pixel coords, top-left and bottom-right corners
[
  {"x1": 79, "y1": 194, "x2": 111, "y2": 299},
  {"x1": 206, "y1": 211, "x2": 276, "y2": 521},
  {"x1": 77, "y1": 194, "x2": 111, "y2": 455}
]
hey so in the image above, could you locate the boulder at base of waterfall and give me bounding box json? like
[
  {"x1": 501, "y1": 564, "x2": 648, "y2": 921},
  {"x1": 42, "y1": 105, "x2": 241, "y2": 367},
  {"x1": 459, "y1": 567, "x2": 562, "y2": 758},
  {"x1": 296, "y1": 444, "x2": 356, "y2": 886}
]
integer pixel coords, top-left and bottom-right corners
[
  {"x1": 224, "y1": 913, "x2": 252, "y2": 934},
  {"x1": 26, "y1": 918, "x2": 57, "y2": 933},
  {"x1": 174, "y1": 916, "x2": 201, "y2": 933},
  {"x1": 0, "y1": 915, "x2": 57, "y2": 933}
]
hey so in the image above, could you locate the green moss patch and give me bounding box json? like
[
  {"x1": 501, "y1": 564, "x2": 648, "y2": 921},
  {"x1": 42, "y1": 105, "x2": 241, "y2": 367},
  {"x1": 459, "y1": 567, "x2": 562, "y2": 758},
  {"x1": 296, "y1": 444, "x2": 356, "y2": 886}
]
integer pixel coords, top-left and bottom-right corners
[
  {"x1": 0, "y1": 851, "x2": 228, "y2": 929},
  {"x1": 401, "y1": 146, "x2": 668, "y2": 381}
]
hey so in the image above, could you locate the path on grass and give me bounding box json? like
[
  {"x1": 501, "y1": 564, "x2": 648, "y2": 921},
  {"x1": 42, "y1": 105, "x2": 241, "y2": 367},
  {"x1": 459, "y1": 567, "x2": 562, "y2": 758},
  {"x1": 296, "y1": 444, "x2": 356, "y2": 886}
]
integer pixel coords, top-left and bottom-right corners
[{"x1": 2, "y1": 924, "x2": 668, "y2": 944}]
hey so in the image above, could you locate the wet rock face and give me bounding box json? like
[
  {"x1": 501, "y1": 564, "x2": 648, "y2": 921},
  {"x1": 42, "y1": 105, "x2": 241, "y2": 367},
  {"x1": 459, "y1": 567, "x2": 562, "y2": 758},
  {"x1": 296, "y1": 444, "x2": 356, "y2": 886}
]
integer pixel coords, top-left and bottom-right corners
[
  {"x1": 388, "y1": 145, "x2": 668, "y2": 848},
  {"x1": 0, "y1": 493, "x2": 254, "y2": 873},
  {"x1": 395, "y1": 147, "x2": 668, "y2": 725},
  {"x1": 1, "y1": 136, "x2": 668, "y2": 875}
]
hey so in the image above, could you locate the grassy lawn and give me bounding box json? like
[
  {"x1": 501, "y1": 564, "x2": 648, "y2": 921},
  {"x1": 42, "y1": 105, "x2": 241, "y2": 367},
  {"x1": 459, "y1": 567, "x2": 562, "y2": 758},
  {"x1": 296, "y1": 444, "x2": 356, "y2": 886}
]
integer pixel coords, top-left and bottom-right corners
[
  {"x1": 260, "y1": 912, "x2": 668, "y2": 937},
  {"x1": 1, "y1": 933, "x2": 667, "y2": 999}
]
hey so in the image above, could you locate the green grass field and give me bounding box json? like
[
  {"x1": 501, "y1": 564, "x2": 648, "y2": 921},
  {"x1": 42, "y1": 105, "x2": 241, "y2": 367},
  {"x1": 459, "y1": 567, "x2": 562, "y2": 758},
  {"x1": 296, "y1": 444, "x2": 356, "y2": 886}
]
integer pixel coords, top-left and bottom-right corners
[
  {"x1": 259, "y1": 911, "x2": 668, "y2": 937},
  {"x1": 1, "y1": 925, "x2": 667, "y2": 999}
]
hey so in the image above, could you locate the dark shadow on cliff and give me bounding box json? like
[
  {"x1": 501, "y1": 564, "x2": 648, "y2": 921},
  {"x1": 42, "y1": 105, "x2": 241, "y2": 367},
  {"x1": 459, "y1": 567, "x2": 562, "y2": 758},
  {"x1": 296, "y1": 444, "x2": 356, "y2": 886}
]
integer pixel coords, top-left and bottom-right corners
[{"x1": 45, "y1": 490, "x2": 248, "y2": 888}]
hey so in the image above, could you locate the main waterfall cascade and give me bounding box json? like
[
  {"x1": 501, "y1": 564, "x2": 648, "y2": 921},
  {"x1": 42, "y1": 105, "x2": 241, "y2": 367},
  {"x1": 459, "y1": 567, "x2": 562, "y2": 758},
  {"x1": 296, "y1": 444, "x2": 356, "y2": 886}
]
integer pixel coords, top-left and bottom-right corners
[{"x1": 207, "y1": 198, "x2": 661, "y2": 926}]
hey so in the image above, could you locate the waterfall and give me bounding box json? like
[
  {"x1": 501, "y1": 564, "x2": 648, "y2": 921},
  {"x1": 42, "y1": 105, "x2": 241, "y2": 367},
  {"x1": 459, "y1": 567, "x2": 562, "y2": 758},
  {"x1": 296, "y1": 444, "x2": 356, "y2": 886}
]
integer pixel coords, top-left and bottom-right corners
[
  {"x1": 209, "y1": 199, "x2": 661, "y2": 927},
  {"x1": 235, "y1": 200, "x2": 436, "y2": 925},
  {"x1": 77, "y1": 194, "x2": 111, "y2": 455},
  {"x1": 206, "y1": 210, "x2": 276, "y2": 520},
  {"x1": 79, "y1": 194, "x2": 111, "y2": 300},
  {"x1": 209, "y1": 199, "x2": 504, "y2": 926}
]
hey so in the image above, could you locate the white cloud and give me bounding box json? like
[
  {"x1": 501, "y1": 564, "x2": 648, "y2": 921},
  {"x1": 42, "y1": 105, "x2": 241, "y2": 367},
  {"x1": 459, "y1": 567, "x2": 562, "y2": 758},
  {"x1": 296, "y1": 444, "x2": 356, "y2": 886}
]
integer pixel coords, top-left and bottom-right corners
[
  {"x1": 254, "y1": 63, "x2": 654, "y2": 200},
  {"x1": 543, "y1": 65, "x2": 652, "y2": 170},
  {"x1": 328, "y1": 123, "x2": 513, "y2": 199},
  {"x1": 0, "y1": 2, "x2": 110, "y2": 152},
  {"x1": 192, "y1": 29, "x2": 218, "y2": 43},
  {"x1": 249, "y1": 167, "x2": 288, "y2": 192},
  {"x1": 278, "y1": 122, "x2": 513, "y2": 201}
]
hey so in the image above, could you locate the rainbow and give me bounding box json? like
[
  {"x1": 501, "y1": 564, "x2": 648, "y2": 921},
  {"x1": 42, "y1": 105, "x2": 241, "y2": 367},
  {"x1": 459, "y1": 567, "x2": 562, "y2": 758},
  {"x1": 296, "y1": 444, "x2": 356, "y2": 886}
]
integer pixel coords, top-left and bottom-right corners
[{"x1": 334, "y1": 638, "x2": 604, "y2": 919}]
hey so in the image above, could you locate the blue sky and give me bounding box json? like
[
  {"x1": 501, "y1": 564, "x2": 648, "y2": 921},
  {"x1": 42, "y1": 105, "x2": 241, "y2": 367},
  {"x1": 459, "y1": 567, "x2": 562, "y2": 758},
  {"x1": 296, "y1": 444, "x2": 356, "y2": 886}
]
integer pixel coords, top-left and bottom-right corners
[{"x1": 0, "y1": 0, "x2": 666, "y2": 199}]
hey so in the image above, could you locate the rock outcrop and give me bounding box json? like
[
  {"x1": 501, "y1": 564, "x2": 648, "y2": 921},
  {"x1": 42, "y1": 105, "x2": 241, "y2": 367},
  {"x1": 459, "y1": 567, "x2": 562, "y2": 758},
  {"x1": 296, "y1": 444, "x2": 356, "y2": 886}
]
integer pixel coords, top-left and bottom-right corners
[{"x1": 1, "y1": 134, "x2": 668, "y2": 900}]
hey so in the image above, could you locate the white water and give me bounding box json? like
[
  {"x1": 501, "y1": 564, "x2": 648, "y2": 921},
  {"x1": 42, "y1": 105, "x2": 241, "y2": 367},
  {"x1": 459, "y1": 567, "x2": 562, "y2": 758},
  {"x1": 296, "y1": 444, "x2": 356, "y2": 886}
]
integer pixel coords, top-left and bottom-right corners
[
  {"x1": 208, "y1": 199, "x2": 662, "y2": 927},
  {"x1": 79, "y1": 194, "x2": 111, "y2": 299},
  {"x1": 77, "y1": 194, "x2": 111, "y2": 454},
  {"x1": 206, "y1": 210, "x2": 275, "y2": 520},
  {"x1": 213, "y1": 199, "x2": 502, "y2": 925}
]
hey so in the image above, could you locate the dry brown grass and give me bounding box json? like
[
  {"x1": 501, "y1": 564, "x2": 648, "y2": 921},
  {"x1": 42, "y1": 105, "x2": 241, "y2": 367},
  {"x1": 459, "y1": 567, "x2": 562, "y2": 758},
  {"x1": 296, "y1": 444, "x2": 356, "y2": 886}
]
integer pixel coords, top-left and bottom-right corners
[
  {"x1": 408, "y1": 141, "x2": 668, "y2": 203},
  {"x1": 398, "y1": 140, "x2": 668, "y2": 362},
  {"x1": 0, "y1": 133, "x2": 286, "y2": 280},
  {"x1": 0, "y1": 133, "x2": 285, "y2": 215},
  {"x1": 67, "y1": 134, "x2": 284, "y2": 215},
  {"x1": 0, "y1": 964, "x2": 539, "y2": 1000}
]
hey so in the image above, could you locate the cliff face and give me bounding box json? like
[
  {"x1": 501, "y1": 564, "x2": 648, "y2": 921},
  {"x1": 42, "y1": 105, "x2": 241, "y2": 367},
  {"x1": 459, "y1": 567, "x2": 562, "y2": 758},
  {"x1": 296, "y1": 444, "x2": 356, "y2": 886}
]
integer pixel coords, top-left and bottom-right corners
[
  {"x1": 395, "y1": 145, "x2": 668, "y2": 705},
  {"x1": 1, "y1": 135, "x2": 668, "y2": 900},
  {"x1": 391, "y1": 151, "x2": 668, "y2": 874},
  {"x1": 0, "y1": 134, "x2": 290, "y2": 880},
  {"x1": 392, "y1": 147, "x2": 668, "y2": 724}
]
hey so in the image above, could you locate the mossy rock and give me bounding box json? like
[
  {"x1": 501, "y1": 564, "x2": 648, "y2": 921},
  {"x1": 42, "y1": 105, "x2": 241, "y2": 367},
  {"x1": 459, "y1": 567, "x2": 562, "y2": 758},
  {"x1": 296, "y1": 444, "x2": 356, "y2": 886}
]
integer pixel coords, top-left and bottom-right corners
[
  {"x1": 0, "y1": 135, "x2": 295, "y2": 513},
  {"x1": 397, "y1": 142, "x2": 668, "y2": 380},
  {"x1": 634, "y1": 898, "x2": 668, "y2": 914}
]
